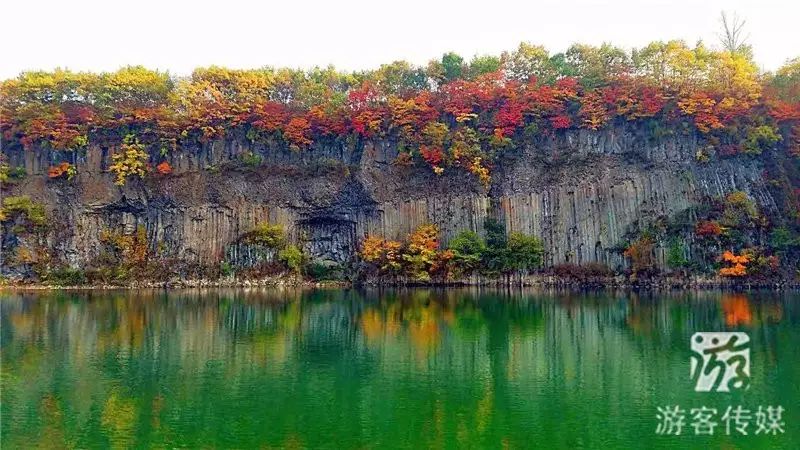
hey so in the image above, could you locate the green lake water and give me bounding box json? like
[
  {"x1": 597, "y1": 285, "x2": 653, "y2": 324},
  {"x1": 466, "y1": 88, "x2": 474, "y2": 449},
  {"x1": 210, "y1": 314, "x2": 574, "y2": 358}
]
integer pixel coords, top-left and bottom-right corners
[{"x1": 1, "y1": 289, "x2": 797, "y2": 449}]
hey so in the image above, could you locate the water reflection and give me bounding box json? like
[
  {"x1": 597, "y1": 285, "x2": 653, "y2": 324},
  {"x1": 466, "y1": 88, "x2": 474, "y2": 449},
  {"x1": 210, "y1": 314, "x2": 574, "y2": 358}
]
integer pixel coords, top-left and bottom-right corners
[{"x1": 1, "y1": 289, "x2": 798, "y2": 449}]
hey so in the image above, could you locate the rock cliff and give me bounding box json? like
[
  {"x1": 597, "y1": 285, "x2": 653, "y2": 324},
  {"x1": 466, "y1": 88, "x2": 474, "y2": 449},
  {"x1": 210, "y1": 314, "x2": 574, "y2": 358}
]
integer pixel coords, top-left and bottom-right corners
[{"x1": 0, "y1": 124, "x2": 777, "y2": 278}]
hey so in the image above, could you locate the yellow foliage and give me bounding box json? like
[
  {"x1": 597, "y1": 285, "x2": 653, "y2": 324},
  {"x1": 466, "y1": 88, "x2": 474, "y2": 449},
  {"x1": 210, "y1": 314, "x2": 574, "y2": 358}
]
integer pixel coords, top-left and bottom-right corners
[
  {"x1": 100, "y1": 225, "x2": 149, "y2": 266},
  {"x1": 469, "y1": 157, "x2": 491, "y2": 188},
  {"x1": 360, "y1": 235, "x2": 403, "y2": 273},
  {"x1": 109, "y1": 135, "x2": 148, "y2": 185},
  {"x1": 422, "y1": 121, "x2": 449, "y2": 148}
]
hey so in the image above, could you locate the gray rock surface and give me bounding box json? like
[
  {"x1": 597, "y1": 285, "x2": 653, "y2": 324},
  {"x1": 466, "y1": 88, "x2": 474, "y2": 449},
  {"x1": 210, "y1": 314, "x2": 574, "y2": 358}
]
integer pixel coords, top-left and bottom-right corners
[{"x1": 1, "y1": 124, "x2": 774, "y2": 271}]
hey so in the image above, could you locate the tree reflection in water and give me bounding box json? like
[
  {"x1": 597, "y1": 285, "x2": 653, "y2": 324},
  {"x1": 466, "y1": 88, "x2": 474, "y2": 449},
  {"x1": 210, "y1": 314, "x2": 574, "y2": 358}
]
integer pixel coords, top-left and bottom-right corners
[{"x1": 1, "y1": 289, "x2": 797, "y2": 449}]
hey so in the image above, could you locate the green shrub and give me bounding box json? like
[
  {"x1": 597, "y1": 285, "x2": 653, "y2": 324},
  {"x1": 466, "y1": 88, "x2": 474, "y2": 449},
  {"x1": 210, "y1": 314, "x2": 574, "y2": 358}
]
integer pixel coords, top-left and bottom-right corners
[
  {"x1": 480, "y1": 219, "x2": 544, "y2": 275},
  {"x1": 481, "y1": 218, "x2": 508, "y2": 275},
  {"x1": 278, "y1": 245, "x2": 304, "y2": 274},
  {"x1": 742, "y1": 125, "x2": 781, "y2": 155},
  {"x1": 305, "y1": 260, "x2": 344, "y2": 281},
  {"x1": 241, "y1": 223, "x2": 285, "y2": 248},
  {"x1": 45, "y1": 267, "x2": 88, "y2": 285},
  {"x1": 506, "y1": 232, "x2": 544, "y2": 272},
  {"x1": 239, "y1": 151, "x2": 263, "y2": 168},
  {"x1": 666, "y1": 238, "x2": 689, "y2": 269},
  {"x1": 0, "y1": 163, "x2": 26, "y2": 184},
  {"x1": 220, "y1": 261, "x2": 234, "y2": 277},
  {"x1": 448, "y1": 230, "x2": 486, "y2": 275},
  {"x1": 770, "y1": 227, "x2": 800, "y2": 253},
  {"x1": 0, "y1": 196, "x2": 46, "y2": 226}
]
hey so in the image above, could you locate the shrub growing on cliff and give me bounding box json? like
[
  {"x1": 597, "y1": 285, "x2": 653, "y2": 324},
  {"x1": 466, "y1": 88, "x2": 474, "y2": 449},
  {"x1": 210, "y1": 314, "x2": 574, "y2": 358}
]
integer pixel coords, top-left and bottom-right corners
[
  {"x1": 156, "y1": 161, "x2": 173, "y2": 175},
  {"x1": 624, "y1": 236, "x2": 656, "y2": 276},
  {"x1": 47, "y1": 162, "x2": 77, "y2": 180},
  {"x1": 721, "y1": 191, "x2": 758, "y2": 228},
  {"x1": 109, "y1": 134, "x2": 148, "y2": 185},
  {"x1": 743, "y1": 125, "x2": 781, "y2": 155},
  {"x1": 0, "y1": 162, "x2": 26, "y2": 185},
  {"x1": 44, "y1": 267, "x2": 88, "y2": 286},
  {"x1": 241, "y1": 223, "x2": 286, "y2": 248},
  {"x1": 0, "y1": 196, "x2": 46, "y2": 227},
  {"x1": 666, "y1": 238, "x2": 689, "y2": 270},
  {"x1": 481, "y1": 218, "x2": 509, "y2": 276},
  {"x1": 695, "y1": 220, "x2": 724, "y2": 238},
  {"x1": 770, "y1": 227, "x2": 800, "y2": 255},
  {"x1": 278, "y1": 245, "x2": 304, "y2": 274},
  {"x1": 93, "y1": 225, "x2": 152, "y2": 282},
  {"x1": 239, "y1": 151, "x2": 263, "y2": 168},
  {"x1": 719, "y1": 250, "x2": 749, "y2": 277}
]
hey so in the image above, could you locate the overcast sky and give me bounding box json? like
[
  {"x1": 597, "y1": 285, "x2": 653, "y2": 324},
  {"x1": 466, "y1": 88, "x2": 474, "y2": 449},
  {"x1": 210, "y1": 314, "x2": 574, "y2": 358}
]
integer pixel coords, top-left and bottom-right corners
[{"x1": 2, "y1": 0, "x2": 798, "y2": 80}]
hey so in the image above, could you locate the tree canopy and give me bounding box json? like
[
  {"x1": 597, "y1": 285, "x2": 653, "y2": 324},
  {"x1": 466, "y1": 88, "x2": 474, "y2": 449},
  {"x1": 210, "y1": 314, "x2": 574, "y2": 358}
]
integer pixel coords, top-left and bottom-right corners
[{"x1": 1, "y1": 41, "x2": 798, "y2": 185}]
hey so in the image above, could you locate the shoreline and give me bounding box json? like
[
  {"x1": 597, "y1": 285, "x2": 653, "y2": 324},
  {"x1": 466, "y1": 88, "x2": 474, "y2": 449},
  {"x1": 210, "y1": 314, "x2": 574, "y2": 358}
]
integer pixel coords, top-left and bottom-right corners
[{"x1": 2, "y1": 274, "x2": 798, "y2": 291}]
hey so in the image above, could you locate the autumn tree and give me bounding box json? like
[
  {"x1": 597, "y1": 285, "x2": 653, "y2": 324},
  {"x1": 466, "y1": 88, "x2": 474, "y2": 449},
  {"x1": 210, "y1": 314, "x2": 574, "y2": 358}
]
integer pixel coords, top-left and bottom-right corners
[
  {"x1": 501, "y1": 43, "x2": 555, "y2": 83},
  {"x1": 402, "y1": 224, "x2": 441, "y2": 281},
  {"x1": 624, "y1": 236, "x2": 656, "y2": 276}
]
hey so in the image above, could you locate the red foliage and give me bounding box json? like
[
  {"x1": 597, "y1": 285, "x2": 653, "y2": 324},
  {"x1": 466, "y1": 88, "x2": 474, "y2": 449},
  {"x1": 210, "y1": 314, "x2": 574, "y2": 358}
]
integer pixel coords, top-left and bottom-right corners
[
  {"x1": 695, "y1": 220, "x2": 723, "y2": 237},
  {"x1": 284, "y1": 116, "x2": 312, "y2": 148},
  {"x1": 494, "y1": 96, "x2": 525, "y2": 137},
  {"x1": 633, "y1": 86, "x2": 666, "y2": 118},
  {"x1": 251, "y1": 101, "x2": 289, "y2": 132},
  {"x1": 550, "y1": 115, "x2": 572, "y2": 129},
  {"x1": 419, "y1": 145, "x2": 444, "y2": 166}
]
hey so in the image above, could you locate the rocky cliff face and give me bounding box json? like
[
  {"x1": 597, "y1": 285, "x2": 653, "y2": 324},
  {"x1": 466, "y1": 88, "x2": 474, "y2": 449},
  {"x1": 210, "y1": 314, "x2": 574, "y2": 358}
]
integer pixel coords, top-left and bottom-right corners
[{"x1": 0, "y1": 124, "x2": 776, "y2": 276}]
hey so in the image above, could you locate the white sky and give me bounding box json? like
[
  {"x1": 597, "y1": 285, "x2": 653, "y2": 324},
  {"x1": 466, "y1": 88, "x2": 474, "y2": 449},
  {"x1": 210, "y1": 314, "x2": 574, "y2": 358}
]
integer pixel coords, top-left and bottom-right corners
[{"x1": 2, "y1": 0, "x2": 798, "y2": 80}]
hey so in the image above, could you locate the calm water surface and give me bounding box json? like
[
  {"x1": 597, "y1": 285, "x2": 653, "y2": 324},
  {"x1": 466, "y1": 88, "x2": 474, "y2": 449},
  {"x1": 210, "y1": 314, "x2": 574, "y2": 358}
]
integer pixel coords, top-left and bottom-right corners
[{"x1": 1, "y1": 289, "x2": 798, "y2": 449}]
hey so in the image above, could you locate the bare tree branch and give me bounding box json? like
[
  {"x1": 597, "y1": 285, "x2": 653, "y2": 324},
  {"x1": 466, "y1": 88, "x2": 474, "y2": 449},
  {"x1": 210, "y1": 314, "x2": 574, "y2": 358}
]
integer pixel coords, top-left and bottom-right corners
[{"x1": 718, "y1": 11, "x2": 750, "y2": 55}]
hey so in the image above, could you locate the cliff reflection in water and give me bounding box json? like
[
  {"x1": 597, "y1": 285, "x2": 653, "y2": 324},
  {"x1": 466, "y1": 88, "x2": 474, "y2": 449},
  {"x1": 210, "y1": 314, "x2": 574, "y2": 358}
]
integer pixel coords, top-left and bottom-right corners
[{"x1": 1, "y1": 289, "x2": 798, "y2": 449}]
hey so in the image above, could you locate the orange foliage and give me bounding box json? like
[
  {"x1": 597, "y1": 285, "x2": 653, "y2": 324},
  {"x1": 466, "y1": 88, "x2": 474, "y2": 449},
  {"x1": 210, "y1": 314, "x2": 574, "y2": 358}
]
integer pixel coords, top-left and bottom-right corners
[
  {"x1": 155, "y1": 161, "x2": 172, "y2": 175},
  {"x1": 284, "y1": 117, "x2": 312, "y2": 148},
  {"x1": 624, "y1": 237, "x2": 655, "y2": 275},
  {"x1": 47, "y1": 162, "x2": 75, "y2": 179},
  {"x1": 719, "y1": 250, "x2": 749, "y2": 277},
  {"x1": 578, "y1": 91, "x2": 609, "y2": 130},
  {"x1": 360, "y1": 235, "x2": 403, "y2": 273},
  {"x1": 678, "y1": 92, "x2": 724, "y2": 133}
]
